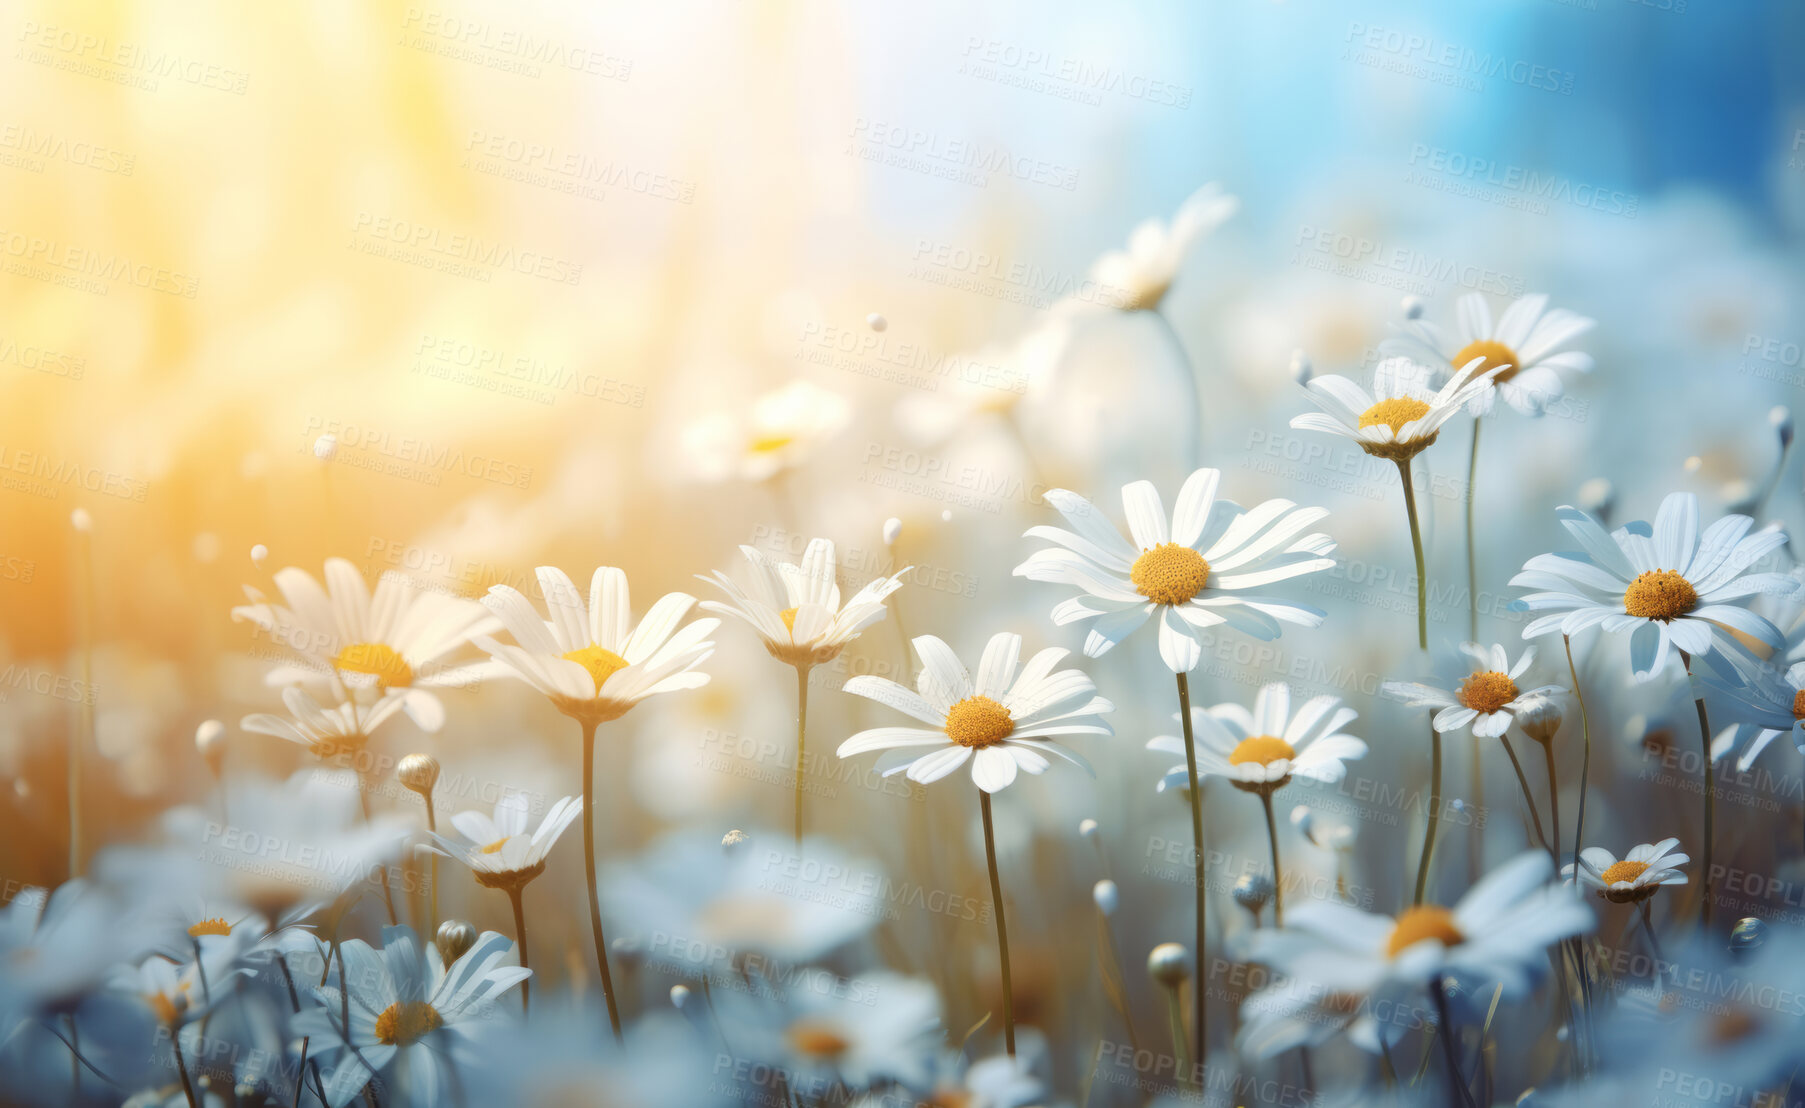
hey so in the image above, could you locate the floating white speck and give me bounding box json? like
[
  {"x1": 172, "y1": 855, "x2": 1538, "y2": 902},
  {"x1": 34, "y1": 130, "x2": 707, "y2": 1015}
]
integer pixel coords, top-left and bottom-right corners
[
  {"x1": 867, "y1": 313, "x2": 887, "y2": 332},
  {"x1": 70, "y1": 508, "x2": 92, "y2": 533},
  {"x1": 251, "y1": 544, "x2": 269, "y2": 567}
]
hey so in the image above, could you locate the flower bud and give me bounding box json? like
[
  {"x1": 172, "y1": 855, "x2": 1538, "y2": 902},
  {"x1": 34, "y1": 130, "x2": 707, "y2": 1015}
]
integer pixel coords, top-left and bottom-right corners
[
  {"x1": 1233, "y1": 873, "x2": 1274, "y2": 915},
  {"x1": 195, "y1": 720, "x2": 226, "y2": 775},
  {"x1": 436, "y1": 919, "x2": 476, "y2": 964},
  {"x1": 397, "y1": 754, "x2": 440, "y2": 797},
  {"x1": 1730, "y1": 917, "x2": 1767, "y2": 958},
  {"x1": 1289, "y1": 349, "x2": 1312, "y2": 385},
  {"x1": 1093, "y1": 880, "x2": 1119, "y2": 916},
  {"x1": 70, "y1": 508, "x2": 93, "y2": 533},
  {"x1": 867, "y1": 313, "x2": 888, "y2": 333},
  {"x1": 313, "y1": 433, "x2": 338, "y2": 461},
  {"x1": 1774, "y1": 406, "x2": 1794, "y2": 450},
  {"x1": 1147, "y1": 942, "x2": 1192, "y2": 987},
  {"x1": 251, "y1": 543, "x2": 269, "y2": 567},
  {"x1": 670, "y1": 984, "x2": 692, "y2": 1009},
  {"x1": 1516, "y1": 694, "x2": 1564, "y2": 744},
  {"x1": 722, "y1": 828, "x2": 750, "y2": 853},
  {"x1": 1401, "y1": 295, "x2": 1425, "y2": 320},
  {"x1": 1078, "y1": 818, "x2": 1098, "y2": 840},
  {"x1": 883, "y1": 518, "x2": 902, "y2": 546}
]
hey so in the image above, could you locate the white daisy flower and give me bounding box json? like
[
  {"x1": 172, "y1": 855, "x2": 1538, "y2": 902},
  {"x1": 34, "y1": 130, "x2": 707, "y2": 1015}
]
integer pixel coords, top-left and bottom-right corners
[
  {"x1": 1246, "y1": 852, "x2": 1593, "y2": 998},
  {"x1": 297, "y1": 925, "x2": 527, "y2": 1108},
  {"x1": 836, "y1": 632, "x2": 1112, "y2": 794},
  {"x1": 1147, "y1": 682, "x2": 1366, "y2": 796},
  {"x1": 699, "y1": 537, "x2": 908, "y2": 668},
  {"x1": 109, "y1": 942, "x2": 246, "y2": 1028},
  {"x1": 1510, "y1": 491, "x2": 1794, "y2": 682},
  {"x1": 1382, "y1": 643, "x2": 1565, "y2": 739},
  {"x1": 1700, "y1": 648, "x2": 1805, "y2": 771},
  {"x1": 679, "y1": 379, "x2": 851, "y2": 483},
  {"x1": 1289, "y1": 355, "x2": 1502, "y2": 463},
  {"x1": 240, "y1": 686, "x2": 410, "y2": 766},
  {"x1": 231, "y1": 557, "x2": 499, "y2": 732},
  {"x1": 895, "y1": 315, "x2": 1070, "y2": 444},
  {"x1": 478, "y1": 566, "x2": 718, "y2": 724},
  {"x1": 1013, "y1": 467, "x2": 1336, "y2": 674},
  {"x1": 1087, "y1": 183, "x2": 1237, "y2": 312},
  {"x1": 718, "y1": 970, "x2": 943, "y2": 1092},
  {"x1": 1381, "y1": 292, "x2": 1595, "y2": 417},
  {"x1": 1561, "y1": 839, "x2": 1689, "y2": 904},
  {"x1": 0, "y1": 881, "x2": 138, "y2": 1028},
  {"x1": 429, "y1": 792, "x2": 582, "y2": 891}
]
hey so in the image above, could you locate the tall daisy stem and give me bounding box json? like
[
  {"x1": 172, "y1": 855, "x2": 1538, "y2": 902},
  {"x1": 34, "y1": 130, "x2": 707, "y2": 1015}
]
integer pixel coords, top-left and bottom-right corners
[
  {"x1": 1540, "y1": 739, "x2": 1562, "y2": 864},
  {"x1": 1564, "y1": 635, "x2": 1593, "y2": 890},
  {"x1": 1430, "y1": 975, "x2": 1477, "y2": 1108},
  {"x1": 579, "y1": 717, "x2": 624, "y2": 1040},
  {"x1": 170, "y1": 1023, "x2": 200, "y2": 1108},
  {"x1": 507, "y1": 887, "x2": 531, "y2": 1015},
  {"x1": 1413, "y1": 722, "x2": 1442, "y2": 905},
  {"x1": 1175, "y1": 672, "x2": 1208, "y2": 1060},
  {"x1": 1394, "y1": 460, "x2": 1429, "y2": 651},
  {"x1": 794, "y1": 664, "x2": 811, "y2": 845},
  {"x1": 978, "y1": 788, "x2": 1016, "y2": 1057},
  {"x1": 1499, "y1": 736, "x2": 1553, "y2": 860},
  {"x1": 422, "y1": 795, "x2": 439, "y2": 936},
  {"x1": 1679, "y1": 652, "x2": 1714, "y2": 929},
  {"x1": 1160, "y1": 977, "x2": 1192, "y2": 1088},
  {"x1": 1259, "y1": 790, "x2": 1285, "y2": 926},
  {"x1": 1465, "y1": 419, "x2": 1482, "y2": 641}
]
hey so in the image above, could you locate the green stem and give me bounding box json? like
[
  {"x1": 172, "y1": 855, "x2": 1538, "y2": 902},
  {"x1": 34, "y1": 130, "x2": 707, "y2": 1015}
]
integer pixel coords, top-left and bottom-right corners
[
  {"x1": 1500, "y1": 736, "x2": 1553, "y2": 860},
  {"x1": 978, "y1": 788, "x2": 1016, "y2": 1057},
  {"x1": 1260, "y1": 789, "x2": 1284, "y2": 926},
  {"x1": 1175, "y1": 672, "x2": 1208, "y2": 1060},
  {"x1": 423, "y1": 795, "x2": 439, "y2": 937},
  {"x1": 1414, "y1": 722, "x2": 1442, "y2": 905},
  {"x1": 1162, "y1": 980, "x2": 1193, "y2": 1088},
  {"x1": 1431, "y1": 976, "x2": 1478, "y2": 1108},
  {"x1": 508, "y1": 886, "x2": 531, "y2": 1015},
  {"x1": 171, "y1": 1023, "x2": 200, "y2": 1108},
  {"x1": 580, "y1": 717, "x2": 624, "y2": 1039},
  {"x1": 1541, "y1": 738, "x2": 1562, "y2": 865},
  {"x1": 1564, "y1": 635, "x2": 1593, "y2": 892},
  {"x1": 1396, "y1": 461, "x2": 1429, "y2": 650},
  {"x1": 1466, "y1": 418, "x2": 1482, "y2": 641},
  {"x1": 794, "y1": 664, "x2": 811, "y2": 845},
  {"x1": 1679, "y1": 652, "x2": 1714, "y2": 929}
]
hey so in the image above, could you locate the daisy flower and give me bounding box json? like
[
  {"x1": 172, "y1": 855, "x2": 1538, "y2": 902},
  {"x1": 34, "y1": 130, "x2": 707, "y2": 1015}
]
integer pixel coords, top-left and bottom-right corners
[
  {"x1": 1562, "y1": 839, "x2": 1689, "y2": 904},
  {"x1": 836, "y1": 632, "x2": 1112, "y2": 794},
  {"x1": 1382, "y1": 643, "x2": 1565, "y2": 739},
  {"x1": 1382, "y1": 292, "x2": 1595, "y2": 417},
  {"x1": 1698, "y1": 645, "x2": 1805, "y2": 771},
  {"x1": 1289, "y1": 355, "x2": 1501, "y2": 463},
  {"x1": 1510, "y1": 491, "x2": 1793, "y2": 682},
  {"x1": 110, "y1": 942, "x2": 246, "y2": 1029},
  {"x1": 1087, "y1": 182, "x2": 1237, "y2": 313},
  {"x1": 429, "y1": 792, "x2": 582, "y2": 892},
  {"x1": 699, "y1": 537, "x2": 908, "y2": 669},
  {"x1": 478, "y1": 566, "x2": 718, "y2": 726},
  {"x1": 231, "y1": 557, "x2": 498, "y2": 732},
  {"x1": 717, "y1": 971, "x2": 943, "y2": 1093},
  {"x1": 679, "y1": 379, "x2": 851, "y2": 483},
  {"x1": 1148, "y1": 682, "x2": 1366, "y2": 797},
  {"x1": 1013, "y1": 467, "x2": 1337, "y2": 674},
  {"x1": 240, "y1": 686, "x2": 410, "y2": 768},
  {"x1": 895, "y1": 315, "x2": 1070, "y2": 444},
  {"x1": 1246, "y1": 851, "x2": 1593, "y2": 999},
  {"x1": 297, "y1": 924, "x2": 527, "y2": 1108}
]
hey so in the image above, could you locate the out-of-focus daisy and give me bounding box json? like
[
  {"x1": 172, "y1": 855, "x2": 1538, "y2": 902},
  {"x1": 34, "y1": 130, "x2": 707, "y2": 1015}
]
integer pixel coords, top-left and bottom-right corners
[
  {"x1": 836, "y1": 632, "x2": 1112, "y2": 793},
  {"x1": 1246, "y1": 852, "x2": 1593, "y2": 998},
  {"x1": 1511, "y1": 492, "x2": 1792, "y2": 682},
  {"x1": 231, "y1": 557, "x2": 498, "y2": 731},
  {"x1": 1149, "y1": 683, "x2": 1364, "y2": 796},
  {"x1": 679, "y1": 379, "x2": 851, "y2": 483},
  {"x1": 297, "y1": 925, "x2": 528, "y2": 1108},
  {"x1": 1013, "y1": 467, "x2": 1336, "y2": 673},
  {"x1": 110, "y1": 943, "x2": 246, "y2": 1029},
  {"x1": 239, "y1": 686, "x2": 409, "y2": 769},
  {"x1": 895, "y1": 315, "x2": 1070, "y2": 444},
  {"x1": 0, "y1": 881, "x2": 138, "y2": 1029},
  {"x1": 1699, "y1": 646, "x2": 1805, "y2": 771},
  {"x1": 1562, "y1": 839, "x2": 1690, "y2": 904},
  {"x1": 430, "y1": 792, "x2": 582, "y2": 891},
  {"x1": 1148, "y1": 683, "x2": 1363, "y2": 924},
  {"x1": 1087, "y1": 183, "x2": 1237, "y2": 312},
  {"x1": 1383, "y1": 643, "x2": 1565, "y2": 739},
  {"x1": 700, "y1": 538, "x2": 907, "y2": 669},
  {"x1": 1290, "y1": 355, "x2": 1500, "y2": 463},
  {"x1": 717, "y1": 971, "x2": 942, "y2": 1093},
  {"x1": 478, "y1": 566, "x2": 718, "y2": 726},
  {"x1": 1382, "y1": 292, "x2": 1595, "y2": 417}
]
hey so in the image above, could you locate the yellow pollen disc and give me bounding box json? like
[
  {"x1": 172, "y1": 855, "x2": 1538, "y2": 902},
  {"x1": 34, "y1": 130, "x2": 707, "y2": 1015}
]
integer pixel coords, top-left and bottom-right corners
[
  {"x1": 1452, "y1": 339, "x2": 1521, "y2": 384},
  {"x1": 187, "y1": 917, "x2": 232, "y2": 938},
  {"x1": 780, "y1": 607, "x2": 800, "y2": 634},
  {"x1": 1228, "y1": 735, "x2": 1297, "y2": 767},
  {"x1": 479, "y1": 838, "x2": 510, "y2": 855},
  {"x1": 374, "y1": 1001, "x2": 443, "y2": 1047},
  {"x1": 1457, "y1": 670, "x2": 1519, "y2": 714},
  {"x1": 1357, "y1": 397, "x2": 1432, "y2": 435},
  {"x1": 1600, "y1": 859, "x2": 1649, "y2": 885},
  {"x1": 1622, "y1": 570, "x2": 1697, "y2": 622},
  {"x1": 1790, "y1": 690, "x2": 1805, "y2": 721},
  {"x1": 943, "y1": 695, "x2": 1015, "y2": 749},
  {"x1": 1130, "y1": 543, "x2": 1211, "y2": 606},
  {"x1": 1385, "y1": 905, "x2": 1465, "y2": 957},
  {"x1": 334, "y1": 642, "x2": 414, "y2": 688},
  {"x1": 749, "y1": 433, "x2": 795, "y2": 455},
  {"x1": 786, "y1": 1021, "x2": 850, "y2": 1058},
  {"x1": 562, "y1": 644, "x2": 629, "y2": 693},
  {"x1": 148, "y1": 992, "x2": 181, "y2": 1025}
]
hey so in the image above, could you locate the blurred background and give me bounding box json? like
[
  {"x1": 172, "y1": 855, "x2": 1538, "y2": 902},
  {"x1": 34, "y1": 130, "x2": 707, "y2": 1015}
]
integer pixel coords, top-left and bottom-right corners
[{"x1": 3, "y1": 0, "x2": 1804, "y2": 1096}]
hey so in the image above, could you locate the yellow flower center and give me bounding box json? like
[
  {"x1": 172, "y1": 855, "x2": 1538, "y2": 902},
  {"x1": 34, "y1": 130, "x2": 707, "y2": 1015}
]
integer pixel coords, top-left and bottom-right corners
[
  {"x1": 1600, "y1": 859, "x2": 1649, "y2": 885},
  {"x1": 1357, "y1": 397, "x2": 1432, "y2": 435},
  {"x1": 787, "y1": 1021, "x2": 850, "y2": 1058},
  {"x1": 148, "y1": 991, "x2": 184, "y2": 1025},
  {"x1": 1228, "y1": 735, "x2": 1296, "y2": 767},
  {"x1": 1622, "y1": 570, "x2": 1697, "y2": 622},
  {"x1": 1709, "y1": 1008, "x2": 1759, "y2": 1046},
  {"x1": 374, "y1": 1001, "x2": 443, "y2": 1047},
  {"x1": 479, "y1": 838, "x2": 510, "y2": 855},
  {"x1": 749, "y1": 433, "x2": 795, "y2": 454},
  {"x1": 943, "y1": 695, "x2": 1015, "y2": 749},
  {"x1": 562, "y1": 644, "x2": 630, "y2": 693},
  {"x1": 1457, "y1": 671, "x2": 1518, "y2": 714},
  {"x1": 780, "y1": 607, "x2": 800, "y2": 634},
  {"x1": 1793, "y1": 690, "x2": 1805, "y2": 721},
  {"x1": 1452, "y1": 338, "x2": 1521, "y2": 384},
  {"x1": 334, "y1": 642, "x2": 414, "y2": 688},
  {"x1": 1130, "y1": 543, "x2": 1211, "y2": 606},
  {"x1": 1385, "y1": 905, "x2": 1465, "y2": 957},
  {"x1": 187, "y1": 917, "x2": 232, "y2": 938}
]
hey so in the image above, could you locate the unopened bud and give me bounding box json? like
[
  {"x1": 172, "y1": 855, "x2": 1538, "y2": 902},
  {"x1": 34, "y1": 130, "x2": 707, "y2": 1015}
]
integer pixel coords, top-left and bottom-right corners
[
  {"x1": 1093, "y1": 880, "x2": 1119, "y2": 916},
  {"x1": 1233, "y1": 873, "x2": 1274, "y2": 915},
  {"x1": 883, "y1": 518, "x2": 902, "y2": 546},
  {"x1": 1078, "y1": 818, "x2": 1098, "y2": 840},
  {"x1": 195, "y1": 720, "x2": 226, "y2": 774},
  {"x1": 313, "y1": 433, "x2": 338, "y2": 461},
  {"x1": 70, "y1": 508, "x2": 92, "y2": 533},
  {"x1": 1516, "y1": 694, "x2": 1564, "y2": 744},
  {"x1": 436, "y1": 919, "x2": 476, "y2": 964},
  {"x1": 251, "y1": 544, "x2": 269, "y2": 567},
  {"x1": 1147, "y1": 942, "x2": 1192, "y2": 987},
  {"x1": 1289, "y1": 349, "x2": 1312, "y2": 385},
  {"x1": 397, "y1": 754, "x2": 440, "y2": 796},
  {"x1": 1401, "y1": 295, "x2": 1425, "y2": 320},
  {"x1": 867, "y1": 313, "x2": 888, "y2": 333},
  {"x1": 671, "y1": 984, "x2": 692, "y2": 1009},
  {"x1": 722, "y1": 829, "x2": 750, "y2": 853}
]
